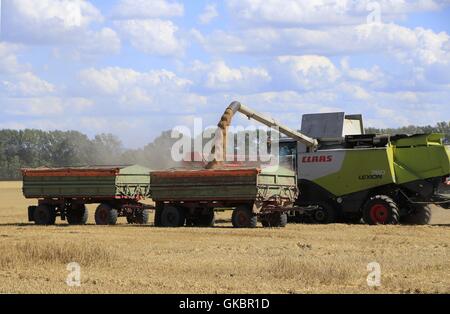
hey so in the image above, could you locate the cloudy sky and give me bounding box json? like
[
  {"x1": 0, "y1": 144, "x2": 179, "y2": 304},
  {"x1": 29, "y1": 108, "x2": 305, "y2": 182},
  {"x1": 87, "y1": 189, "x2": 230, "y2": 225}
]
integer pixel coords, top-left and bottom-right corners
[{"x1": 0, "y1": 0, "x2": 449, "y2": 147}]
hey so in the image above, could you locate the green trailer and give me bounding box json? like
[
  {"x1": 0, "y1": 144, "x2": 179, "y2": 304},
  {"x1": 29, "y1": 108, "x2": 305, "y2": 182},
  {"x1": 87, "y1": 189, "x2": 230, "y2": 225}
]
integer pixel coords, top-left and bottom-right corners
[
  {"x1": 150, "y1": 165, "x2": 299, "y2": 228},
  {"x1": 22, "y1": 165, "x2": 152, "y2": 226}
]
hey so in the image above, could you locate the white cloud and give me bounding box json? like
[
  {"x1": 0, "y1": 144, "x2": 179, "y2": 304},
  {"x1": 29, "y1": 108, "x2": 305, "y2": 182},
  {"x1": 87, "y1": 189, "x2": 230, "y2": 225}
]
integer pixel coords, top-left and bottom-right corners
[
  {"x1": 0, "y1": 43, "x2": 26, "y2": 74},
  {"x1": 274, "y1": 55, "x2": 340, "y2": 90},
  {"x1": 186, "y1": 60, "x2": 270, "y2": 92},
  {"x1": 114, "y1": 19, "x2": 184, "y2": 57},
  {"x1": 2, "y1": 0, "x2": 121, "y2": 59},
  {"x1": 111, "y1": 0, "x2": 184, "y2": 19},
  {"x1": 197, "y1": 23, "x2": 422, "y2": 56},
  {"x1": 199, "y1": 4, "x2": 219, "y2": 25},
  {"x1": 196, "y1": 22, "x2": 450, "y2": 88},
  {"x1": 340, "y1": 57, "x2": 384, "y2": 82},
  {"x1": 2, "y1": 0, "x2": 103, "y2": 43},
  {"x1": 1, "y1": 72, "x2": 55, "y2": 96},
  {"x1": 226, "y1": 0, "x2": 448, "y2": 26},
  {"x1": 78, "y1": 66, "x2": 204, "y2": 113}
]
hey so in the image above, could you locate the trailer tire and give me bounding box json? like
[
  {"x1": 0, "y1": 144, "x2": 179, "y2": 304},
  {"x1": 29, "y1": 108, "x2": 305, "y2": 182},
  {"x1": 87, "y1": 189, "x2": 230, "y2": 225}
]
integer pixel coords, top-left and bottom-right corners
[
  {"x1": 191, "y1": 209, "x2": 216, "y2": 227},
  {"x1": 363, "y1": 195, "x2": 400, "y2": 225},
  {"x1": 95, "y1": 204, "x2": 118, "y2": 225},
  {"x1": 401, "y1": 205, "x2": 432, "y2": 225},
  {"x1": 67, "y1": 204, "x2": 88, "y2": 225},
  {"x1": 135, "y1": 209, "x2": 149, "y2": 225},
  {"x1": 232, "y1": 206, "x2": 257, "y2": 228},
  {"x1": 161, "y1": 205, "x2": 186, "y2": 227},
  {"x1": 34, "y1": 205, "x2": 56, "y2": 225},
  {"x1": 261, "y1": 213, "x2": 287, "y2": 228},
  {"x1": 313, "y1": 203, "x2": 337, "y2": 224},
  {"x1": 28, "y1": 206, "x2": 37, "y2": 222}
]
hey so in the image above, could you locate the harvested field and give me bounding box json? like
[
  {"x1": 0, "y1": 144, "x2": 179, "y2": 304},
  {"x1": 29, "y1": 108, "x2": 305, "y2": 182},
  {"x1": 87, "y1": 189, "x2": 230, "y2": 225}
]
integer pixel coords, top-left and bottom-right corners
[{"x1": 0, "y1": 181, "x2": 449, "y2": 294}]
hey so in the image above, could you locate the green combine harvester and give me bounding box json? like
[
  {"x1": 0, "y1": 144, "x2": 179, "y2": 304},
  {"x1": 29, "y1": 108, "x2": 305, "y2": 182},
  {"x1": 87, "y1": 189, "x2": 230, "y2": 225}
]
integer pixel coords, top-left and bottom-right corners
[{"x1": 213, "y1": 102, "x2": 450, "y2": 225}]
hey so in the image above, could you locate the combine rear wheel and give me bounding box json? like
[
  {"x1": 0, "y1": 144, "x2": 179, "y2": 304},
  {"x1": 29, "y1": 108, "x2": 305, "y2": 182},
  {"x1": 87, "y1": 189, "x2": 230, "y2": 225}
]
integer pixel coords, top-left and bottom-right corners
[
  {"x1": 95, "y1": 204, "x2": 118, "y2": 225},
  {"x1": 401, "y1": 205, "x2": 432, "y2": 225},
  {"x1": 232, "y1": 206, "x2": 257, "y2": 228},
  {"x1": 363, "y1": 195, "x2": 399, "y2": 225},
  {"x1": 34, "y1": 205, "x2": 56, "y2": 225}
]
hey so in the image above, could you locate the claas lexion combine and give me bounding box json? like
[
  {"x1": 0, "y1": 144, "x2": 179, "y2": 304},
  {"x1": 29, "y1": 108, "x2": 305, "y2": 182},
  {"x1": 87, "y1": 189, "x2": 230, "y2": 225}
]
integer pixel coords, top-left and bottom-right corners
[
  {"x1": 22, "y1": 101, "x2": 450, "y2": 227},
  {"x1": 215, "y1": 101, "x2": 450, "y2": 225}
]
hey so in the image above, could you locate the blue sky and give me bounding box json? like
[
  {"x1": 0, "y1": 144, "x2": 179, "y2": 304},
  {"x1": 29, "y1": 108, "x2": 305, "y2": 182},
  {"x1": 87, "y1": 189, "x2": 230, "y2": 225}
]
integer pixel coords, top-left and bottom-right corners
[{"x1": 0, "y1": 0, "x2": 449, "y2": 148}]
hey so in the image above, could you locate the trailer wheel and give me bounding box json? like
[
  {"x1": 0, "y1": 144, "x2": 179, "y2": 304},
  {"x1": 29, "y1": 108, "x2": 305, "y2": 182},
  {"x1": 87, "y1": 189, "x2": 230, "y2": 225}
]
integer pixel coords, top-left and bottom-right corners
[
  {"x1": 28, "y1": 206, "x2": 37, "y2": 222},
  {"x1": 154, "y1": 202, "x2": 163, "y2": 227},
  {"x1": 95, "y1": 204, "x2": 118, "y2": 225},
  {"x1": 135, "y1": 209, "x2": 149, "y2": 225},
  {"x1": 161, "y1": 205, "x2": 186, "y2": 227},
  {"x1": 363, "y1": 195, "x2": 399, "y2": 225},
  {"x1": 190, "y1": 209, "x2": 216, "y2": 227},
  {"x1": 67, "y1": 204, "x2": 88, "y2": 225},
  {"x1": 261, "y1": 213, "x2": 287, "y2": 228},
  {"x1": 34, "y1": 205, "x2": 56, "y2": 225},
  {"x1": 401, "y1": 205, "x2": 432, "y2": 225},
  {"x1": 312, "y1": 203, "x2": 337, "y2": 224},
  {"x1": 232, "y1": 206, "x2": 257, "y2": 228}
]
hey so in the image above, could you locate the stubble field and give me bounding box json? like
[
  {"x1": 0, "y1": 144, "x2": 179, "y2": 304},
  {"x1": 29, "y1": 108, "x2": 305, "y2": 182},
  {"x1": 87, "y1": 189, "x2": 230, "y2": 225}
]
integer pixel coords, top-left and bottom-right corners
[{"x1": 0, "y1": 181, "x2": 449, "y2": 294}]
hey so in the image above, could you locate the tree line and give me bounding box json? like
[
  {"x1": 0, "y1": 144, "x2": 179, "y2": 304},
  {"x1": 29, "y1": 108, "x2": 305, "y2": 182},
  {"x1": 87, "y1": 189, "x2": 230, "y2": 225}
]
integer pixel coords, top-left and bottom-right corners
[{"x1": 0, "y1": 121, "x2": 449, "y2": 180}]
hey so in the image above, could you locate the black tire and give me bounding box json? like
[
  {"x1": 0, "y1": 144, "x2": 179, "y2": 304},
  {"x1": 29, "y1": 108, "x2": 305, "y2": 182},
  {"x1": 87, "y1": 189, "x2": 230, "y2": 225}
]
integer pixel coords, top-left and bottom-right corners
[
  {"x1": 67, "y1": 204, "x2": 88, "y2": 225},
  {"x1": 261, "y1": 212, "x2": 287, "y2": 228},
  {"x1": 342, "y1": 213, "x2": 362, "y2": 224},
  {"x1": 160, "y1": 205, "x2": 186, "y2": 227},
  {"x1": 135, "y1": 210, "x2": 149, "y2": 225},
  {"x1": 232, "y1": 206, "x2": 257, "y2": 228},
  {"x1": 363, "y1": 195, "x2": 400, "y2": 225},
  {"x1": 95, "y1": 204, "x2": 118, "y2": 225},
  {"x1": 34, "y1": 205, "x2": 56, "y2": 225},
  {"x1": 154, "y1": 202, "x2": 163, "y2": 226},
  {"x1": 401, "y1": 205, "x2": 432, "y2": 225},
  {"x1": 312, "y1": 203, "x2": 337, "y2": 224},
  {"x1": 28, "y1": 206, "x2": 37, "y2": 222},
  {"x1": 191, "y1": 209, "x2": 216, "y2": 227}
]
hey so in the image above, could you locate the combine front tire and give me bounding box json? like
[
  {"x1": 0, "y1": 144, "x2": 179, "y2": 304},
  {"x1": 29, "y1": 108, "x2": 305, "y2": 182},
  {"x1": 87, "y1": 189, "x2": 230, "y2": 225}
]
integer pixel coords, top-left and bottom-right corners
[
  {"x1": 95, "y1": 204, "x2": 118, "y2": 225},
  {"x1": 67, "y1": 204, "x2": 88, "y2": 225},
  {"x1": 34, "y1": 205, "x2": 56, "y2": 225},
  {"x1": 363, "y1": 195, "x2": 399, "y2": 225},
  {"x1": 401, "y1": 205, "x2": 432, "y2": 225},
  {"x1": 232, "y1": 206, "x2": 257, "y2": 228}
]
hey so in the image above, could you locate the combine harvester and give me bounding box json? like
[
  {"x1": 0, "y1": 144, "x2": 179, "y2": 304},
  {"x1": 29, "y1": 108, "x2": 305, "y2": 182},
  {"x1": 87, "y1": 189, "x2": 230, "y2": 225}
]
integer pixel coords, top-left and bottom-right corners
[{"x1": 214, "y1": 101, "x2": 450, "y2": 225}]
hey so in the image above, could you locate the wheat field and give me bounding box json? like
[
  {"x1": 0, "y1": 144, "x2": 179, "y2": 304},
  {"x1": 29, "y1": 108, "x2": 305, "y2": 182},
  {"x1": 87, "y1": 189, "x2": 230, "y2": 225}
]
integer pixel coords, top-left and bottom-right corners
[{"x1": 0, "y1": 181, "x2": 449, "y2": 294}]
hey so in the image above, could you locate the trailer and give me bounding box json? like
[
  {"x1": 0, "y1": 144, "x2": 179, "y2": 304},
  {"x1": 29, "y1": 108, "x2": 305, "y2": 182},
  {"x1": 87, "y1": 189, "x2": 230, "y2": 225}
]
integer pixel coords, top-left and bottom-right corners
[
  {"x1": 150, "y1": 166, "x2": 299, "y2": 228},
  {"x1": 22, "y1": 165, "x2": 152, "y2": 226}
]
